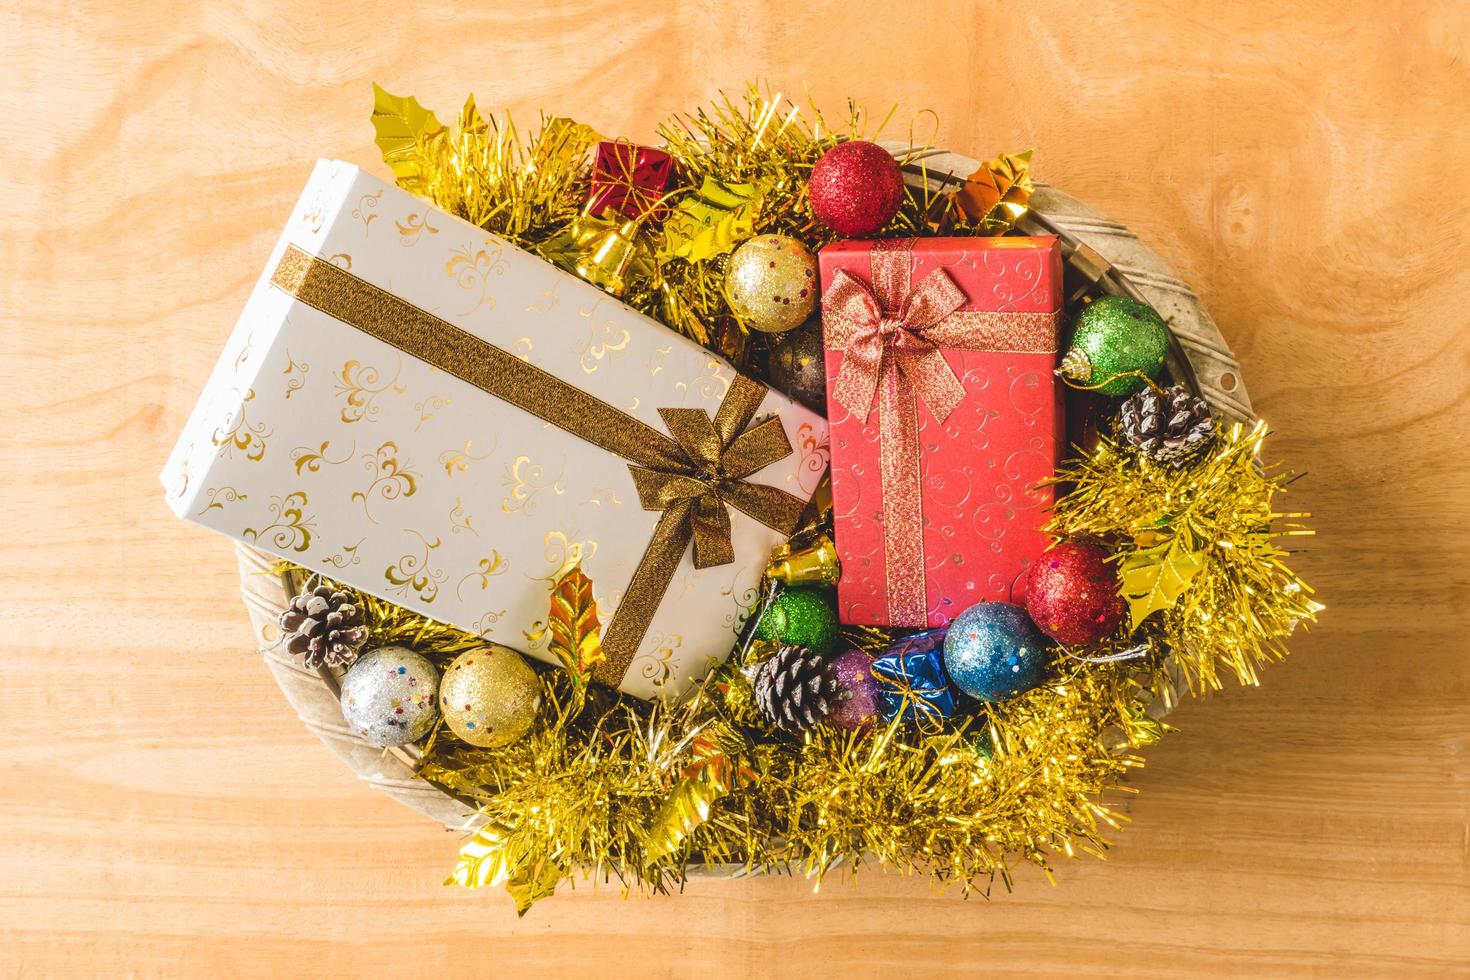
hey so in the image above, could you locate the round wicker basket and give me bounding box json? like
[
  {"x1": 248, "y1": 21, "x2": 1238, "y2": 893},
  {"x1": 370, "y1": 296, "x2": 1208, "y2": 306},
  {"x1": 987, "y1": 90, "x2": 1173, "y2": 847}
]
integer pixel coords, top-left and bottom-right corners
[{"x1": 237, "y1": 149, "x2": 1254, "y2": 831}]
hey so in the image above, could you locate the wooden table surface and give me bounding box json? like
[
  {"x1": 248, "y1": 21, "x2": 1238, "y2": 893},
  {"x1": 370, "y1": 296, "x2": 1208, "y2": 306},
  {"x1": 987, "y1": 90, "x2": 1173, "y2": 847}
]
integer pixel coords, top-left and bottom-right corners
[{"x1": 5, "y1": 2, "x2": 1467, "y2": 976}]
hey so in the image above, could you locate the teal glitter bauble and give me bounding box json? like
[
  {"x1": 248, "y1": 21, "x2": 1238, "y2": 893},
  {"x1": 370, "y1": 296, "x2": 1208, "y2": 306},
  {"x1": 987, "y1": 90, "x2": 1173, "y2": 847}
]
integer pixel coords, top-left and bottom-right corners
[
  {"x1": 942, "y1": 601, "x2": 1052, "y2": 702},
  {"x1": 1064, "y1": 295, "x2": 1170, "y2": 396},
  {"x1": 755, "y1": 588, "x2": 840, "y2": 655}
]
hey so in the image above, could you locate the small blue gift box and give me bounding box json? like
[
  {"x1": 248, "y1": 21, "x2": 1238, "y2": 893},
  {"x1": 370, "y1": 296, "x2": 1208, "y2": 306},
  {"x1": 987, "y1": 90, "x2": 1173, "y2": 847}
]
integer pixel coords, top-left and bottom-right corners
[{"x1": 871, "y1": 629, "x2": 957, "y2": 724}]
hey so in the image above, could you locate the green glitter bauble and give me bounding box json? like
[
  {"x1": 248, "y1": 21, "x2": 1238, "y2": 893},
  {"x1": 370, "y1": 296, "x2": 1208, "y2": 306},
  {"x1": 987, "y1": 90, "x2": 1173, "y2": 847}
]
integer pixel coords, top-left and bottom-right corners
[
  {"x1": 755, "y1": 588, "x2": 840, "y2": 655},
  {"x1": 1064, "y1": 295, "x2": 1170, "y2": 396}
]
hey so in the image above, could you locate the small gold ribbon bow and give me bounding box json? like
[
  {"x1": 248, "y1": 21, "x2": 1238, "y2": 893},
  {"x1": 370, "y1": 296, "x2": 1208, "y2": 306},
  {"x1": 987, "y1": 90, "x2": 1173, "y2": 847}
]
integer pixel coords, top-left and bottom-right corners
[
  {"x1": 629, "y1": 387, "x2": 806, "y2": 570},
  {"x1": 824, "y1": 252, "x2": 970, "y2": 424}
]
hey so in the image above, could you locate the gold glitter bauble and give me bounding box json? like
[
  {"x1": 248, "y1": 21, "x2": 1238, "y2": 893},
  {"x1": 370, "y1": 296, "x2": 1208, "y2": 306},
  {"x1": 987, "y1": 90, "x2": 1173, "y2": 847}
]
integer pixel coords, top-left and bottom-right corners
[
  {"x1": 724, "y1": 234, "x2": 818, "y2": 333},
  {"x1": 439, "y1": 644, "x2": 542, "y2": 748}
]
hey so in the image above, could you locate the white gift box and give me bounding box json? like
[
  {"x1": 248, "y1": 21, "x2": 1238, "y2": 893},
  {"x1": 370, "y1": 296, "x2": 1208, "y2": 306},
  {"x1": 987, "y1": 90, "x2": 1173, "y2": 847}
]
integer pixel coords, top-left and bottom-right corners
[{"x1": 162, "y1": 160, "x2": 829, "y2": 700}]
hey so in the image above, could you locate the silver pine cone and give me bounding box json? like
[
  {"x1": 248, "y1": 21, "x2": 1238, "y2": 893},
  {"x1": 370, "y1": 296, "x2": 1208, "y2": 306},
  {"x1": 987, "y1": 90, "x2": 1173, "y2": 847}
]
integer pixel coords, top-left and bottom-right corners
[
  {"x1": 1118, "y1": 384, "x2": 1216, "y2": 466},
  {"x1": 753, "y1": 645, "x2": 842, "y2": 732},
  {"x1": 279, "y1": 584, "x2": 370, "y2": 668}
]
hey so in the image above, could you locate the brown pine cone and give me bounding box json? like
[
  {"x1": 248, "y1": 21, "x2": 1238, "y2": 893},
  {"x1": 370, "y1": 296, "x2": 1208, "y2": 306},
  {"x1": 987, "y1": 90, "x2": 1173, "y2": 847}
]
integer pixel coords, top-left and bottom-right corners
[
  {"x1": 279, "y1": 584, "x2": 369, "y2": 668},
  {"x1": 753, "y1": 645, "x2": 842, "y2": 732},
  {"x1": 1118, "y1": 384, "x2": 1215, "y2": 467}
]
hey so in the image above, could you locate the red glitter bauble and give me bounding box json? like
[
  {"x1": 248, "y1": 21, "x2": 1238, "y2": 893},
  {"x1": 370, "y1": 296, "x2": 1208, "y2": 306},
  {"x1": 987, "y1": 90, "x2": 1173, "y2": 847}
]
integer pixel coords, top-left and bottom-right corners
[
  {"x1": 1022, "y1": 541, "x2": 1126, "y2": 645},
  {"x1": 808, "y1": 140, "x2": 904, "y2": 237}
]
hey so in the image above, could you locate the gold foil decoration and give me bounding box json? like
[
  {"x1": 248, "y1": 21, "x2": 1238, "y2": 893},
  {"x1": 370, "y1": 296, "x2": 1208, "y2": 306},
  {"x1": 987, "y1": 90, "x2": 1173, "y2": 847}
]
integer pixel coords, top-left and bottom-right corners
[
  {"x1": 953, "y1": 149, "x2": 1035, "y2": 233},
  {"x1": 643, "y1": 725, "x2": 754, "y2": 864},
  {"x1": 574, "y1": 217, "x2": 643, "y2": 295},
  {"x1": 1118, "y1": 534, "x2": 1206, "y2": 628},
  {"x1": 545, "y1": 565, "x2": 605, "y2": 693},
  {"x1": 447, "y1": 820, "x2": 562, "y2": 915},
  {"x1": 370, "y1": 83, "x2": 445, "y2": 193},
  {"x1": 370, "y1": 84, "x2": 598, "y2": 248},
  {"x1": 539, "y1": 214, "x2": 659, "y2": 299},
  {"x1": 659, "y1": 177, "x2": 760, "y2": 263}
]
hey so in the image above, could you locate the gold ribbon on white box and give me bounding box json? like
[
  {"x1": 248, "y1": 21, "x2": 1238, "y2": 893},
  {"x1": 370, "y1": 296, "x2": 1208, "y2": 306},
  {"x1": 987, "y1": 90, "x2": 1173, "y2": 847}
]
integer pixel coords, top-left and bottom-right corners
[{"x1": 270, "y1": 244, "x2": 806, "y2": 685}]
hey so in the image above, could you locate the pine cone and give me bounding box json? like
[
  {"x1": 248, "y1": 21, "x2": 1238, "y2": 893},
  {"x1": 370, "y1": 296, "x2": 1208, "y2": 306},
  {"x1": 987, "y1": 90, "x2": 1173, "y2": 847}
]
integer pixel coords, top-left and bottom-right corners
[
  {"x1": 752, "y1": 645, "x2": 843, "y2": 732},
  {"x1": 1119, "y1": 384, "x2": 1215, "y2": 466},
  {"x1": 279, "y1": 584, "x2": 369, "y2": 668}
]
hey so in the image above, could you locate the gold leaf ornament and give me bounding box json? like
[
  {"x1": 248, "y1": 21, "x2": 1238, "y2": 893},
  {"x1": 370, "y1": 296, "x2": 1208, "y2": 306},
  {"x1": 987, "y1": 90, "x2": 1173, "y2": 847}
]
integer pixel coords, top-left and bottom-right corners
[
  {"x1": 1118, "y1": 534, "x2": 1206, "y2": 628},
  {"x1": 446, "y1": 821, "x2": 564, "y2": 916},
  {"x1": 370, "y1": 83, "x2": 446, "y2": 193},
  {"x1": 546, "y1": 565, "x2": 605, "y2": 686},
  {"x1": 446, "y1": 821, "x2": 514, "y2": 889},
  {"x1": 659, "y1": 177, "x2": 761, "y2": 262},
  {"x1": 643, "y1": 727, "x2": 755, "y2": 864},
  {"x1": 953, "y1": 149, "x2": 1035, "y2": 233}
]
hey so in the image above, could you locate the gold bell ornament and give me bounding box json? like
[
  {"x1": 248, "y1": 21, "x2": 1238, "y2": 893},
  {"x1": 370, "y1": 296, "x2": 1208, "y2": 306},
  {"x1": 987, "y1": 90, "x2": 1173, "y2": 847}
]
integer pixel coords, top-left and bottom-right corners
[
  {"x1": 575, "y1": 217, "x2": 643, "y2": 296},
  {"x1": 764, "y1": 532, "x2": 841, "y2": 587}
]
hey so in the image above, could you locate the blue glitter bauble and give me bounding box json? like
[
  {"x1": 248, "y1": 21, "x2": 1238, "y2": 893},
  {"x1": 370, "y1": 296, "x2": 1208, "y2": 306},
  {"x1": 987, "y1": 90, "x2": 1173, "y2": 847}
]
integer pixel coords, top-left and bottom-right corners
[{"x1": 941, "y1": 602, "x2": 1052, "y2": 702}]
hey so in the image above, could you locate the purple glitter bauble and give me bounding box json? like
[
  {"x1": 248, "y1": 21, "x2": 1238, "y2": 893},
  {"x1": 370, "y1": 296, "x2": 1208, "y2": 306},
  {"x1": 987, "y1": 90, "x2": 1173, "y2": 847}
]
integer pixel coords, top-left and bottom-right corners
[{"x1": 827, "y1": 649, "x2": 882, "y2": 732}]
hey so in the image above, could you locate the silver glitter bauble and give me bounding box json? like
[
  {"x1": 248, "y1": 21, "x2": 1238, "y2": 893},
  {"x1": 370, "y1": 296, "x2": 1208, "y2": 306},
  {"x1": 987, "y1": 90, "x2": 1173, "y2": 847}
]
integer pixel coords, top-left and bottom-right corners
[
  {"x1": 724, "y1": 234, "x2": 818, "y2": 333},
  {"x1": 338, "y1": 646, "x2": 441, "y2": 747},
  {"x1": 439, "y1": 644, "x2": 542, "y2": 748}
]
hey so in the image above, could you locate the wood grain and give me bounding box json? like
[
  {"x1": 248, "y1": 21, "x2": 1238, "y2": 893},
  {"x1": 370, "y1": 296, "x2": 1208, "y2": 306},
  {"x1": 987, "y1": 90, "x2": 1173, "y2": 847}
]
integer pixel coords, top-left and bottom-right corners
[{"x1": 2, "y1": 1, "x2": 1467, "y2": 976}]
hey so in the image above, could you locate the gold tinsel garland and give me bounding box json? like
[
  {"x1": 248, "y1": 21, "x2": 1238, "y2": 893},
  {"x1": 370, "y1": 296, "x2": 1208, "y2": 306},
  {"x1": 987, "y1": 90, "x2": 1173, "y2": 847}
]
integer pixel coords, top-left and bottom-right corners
[
  {"x1": 1044, "y1": 421, "x2": 1323, "y2": 692},
  {"x1": 278, "y1": 84, "x2": 1326, "y2": 913},
  {"x1": 371, "y1": 83, "x2": 1016, "y2": 352}
]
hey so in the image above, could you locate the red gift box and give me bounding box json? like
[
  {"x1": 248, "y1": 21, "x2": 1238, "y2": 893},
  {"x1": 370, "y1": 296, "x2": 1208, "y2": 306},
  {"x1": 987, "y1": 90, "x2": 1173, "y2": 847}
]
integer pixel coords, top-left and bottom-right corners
[
  {"x1": 587, "y1": 140, "x2": 674, "y2": 223},
  {"x1": 819, "y1": 236, "x2": 1064, "y2": 628}
]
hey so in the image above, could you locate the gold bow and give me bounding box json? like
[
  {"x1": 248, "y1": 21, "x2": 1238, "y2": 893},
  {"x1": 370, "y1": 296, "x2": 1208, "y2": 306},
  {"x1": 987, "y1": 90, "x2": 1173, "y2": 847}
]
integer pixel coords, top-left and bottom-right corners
[
  {"x1": 271, "y1": 246, "x2": 806, "y2": 686},
  {"x1": 629, "y1": 388, "x2": 806, "y2": 569},
  {"x1": 601, "y1": 378, "x2": 807, "y2": 679}
]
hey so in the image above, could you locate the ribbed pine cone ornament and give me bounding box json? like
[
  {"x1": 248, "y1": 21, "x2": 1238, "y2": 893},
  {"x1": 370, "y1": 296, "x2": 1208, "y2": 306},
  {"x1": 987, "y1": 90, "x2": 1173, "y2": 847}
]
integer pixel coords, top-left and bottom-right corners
[
  {"x1": 279, "y1": 584, "x2": 370, "y2": 668},
  {"x1": 752, "y1": 645, "x2": 843, "y2": 732},
  {"x1": 1118, "y1": 384, "x2": 1216, "y2": 466}
]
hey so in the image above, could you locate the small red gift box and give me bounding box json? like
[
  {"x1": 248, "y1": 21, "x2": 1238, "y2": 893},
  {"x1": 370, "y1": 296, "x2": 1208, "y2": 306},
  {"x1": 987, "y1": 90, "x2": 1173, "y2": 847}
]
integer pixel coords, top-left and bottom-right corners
[
  {"x1": 587, "y1": 140, "x2": 674, "y2": 223},
  {"x1": 819, "y1": 236, "x2": 1064, "y2": 628}
]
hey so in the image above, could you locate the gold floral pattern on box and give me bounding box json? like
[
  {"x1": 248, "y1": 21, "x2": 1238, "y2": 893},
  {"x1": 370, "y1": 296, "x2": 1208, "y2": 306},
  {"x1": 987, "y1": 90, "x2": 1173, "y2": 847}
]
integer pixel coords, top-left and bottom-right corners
[
  {"x1": 320, "y1": 538, "x2": 365, "y2": 569},
  {"x1": 282, "y1": 348, "x2": 310, "y2": 399},
  {"x1": 439, "y1": 437, "x2": 495, "y2": 477},
  {"x1": 446, "y1": 242, "x2": 506, "y2": 314},
  {"x1": 211, "y1": 389, "x2": 271, "y2": 461},
  {"x1": 335, "y1": 357, "x2": 405, "y2": 424},
  {"x1": 457, "y1": 551, "x2": 507, "y2": 601},
  {"x1": 291, "y1": 439, "x2": 354, "y2": 475},
  {"x1": 383, "y1": 529, "x2": 445, "y2": 603},
  {"x1": 352, "y1": 188, "x2": 383, "y2": 233},
  {"x1": 396, "y1": 210, "x2": 439, "y2": 246},
  {"x1": 243, "y1": 491, "x2": 315, "y2": 553},
  {"x1": 351, "y1": 441, "x2": 419, "y2": 523},
  {"x1": 502, "y1": 455, "x2": 565, "y2": 516},
  {"x1": 196, "y1": 485, "x2": 247, "y2": 515}
]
